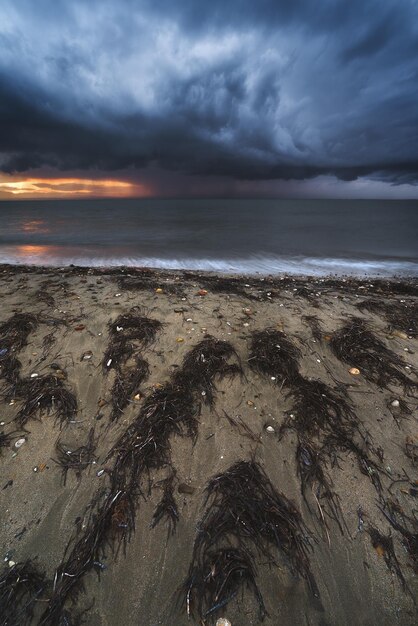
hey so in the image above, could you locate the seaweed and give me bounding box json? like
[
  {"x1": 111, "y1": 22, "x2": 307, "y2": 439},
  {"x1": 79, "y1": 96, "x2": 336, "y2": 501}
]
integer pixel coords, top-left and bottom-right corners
[
  {"x1": 0, "y1": 313, "x2": 39, "y2": 352},
  {"x1": 357, "y1": 299, "x2": 418, "y2": 338},
  {"x1": 103, "y1": 312, "x2": 161, "y2": 373},
  {"x1": 12, "y1": 374, "x2": 77, "y2": 428},
  {"x1": 302, "y1": 315, "x2": 323, "y2": 341},
  {"x1": 0, "y1": 313, "x2": 39, "y2": 388},
  {"x1": 182, "y1": 460, "x2": 317, "y2": 621},
  {"x1": 54, "y1": 429, "x2": 97, "y2": 485},
  {"x1": 221, "y1": 410, "x2": 260, "y2": 443},
  {"x1": 191, "y1": 275, "x2": 258, "y2": 300},
  {"x1": 248, "y1": 328, "x2": 300, "y2": 387},
  {"x1": 0, "y1": 560, "x2": 47, "y2": 626},
  {"x1": 330, "y1": 317, "x2": 415, "y2": 390},
  {"x1": 118, "y1": 275, "x2": 186, "y2": 297},
  {"x1": 184, "y1": 547, "x2": 265, "y2": 621},
  {"x1": 150, "y1": 474, "x2": 179, "y2": 535},
  {"x1": 296, "y1": 439, "x2": 345, "y2": 537},
  {"x1": 0, "y1": 354, "x2": 22, "y2": 386},
  {"x1": 379, "y1": 499, "x2": 418, "y2": 575},
  {"x1": 0, "y1": 429, "x2": 21, "y2": 452},
  {"x1": 108, "y1": 313, "x2": 162, "y2": 351},
  {"x1": 368, "y1": 526, "x2": 407, "y2": 590},
  {"x1": 40, "y1": 489, "x2": 136, "y2": 624},
  {"x1": 41, "y1": 336, "x2": 241, "y2": 623},
  {"x1": 110, "y1": 357, "x2": 149, "y2": 421},
  {"x1": 173, "y1": 335, "x2": 243, "y2": 406},
  {"x1": 404, "y1": 436, "x2": 418, "y2": 466},
  {"x1": 280, "y1": 376, "x2": 359, "y2": 441}
]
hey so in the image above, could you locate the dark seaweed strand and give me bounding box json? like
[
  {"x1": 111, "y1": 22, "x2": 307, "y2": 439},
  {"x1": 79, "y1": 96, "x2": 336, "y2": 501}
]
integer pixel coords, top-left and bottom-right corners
[
  {"x1": 0, "y1": 560, "x2": 47, "y2": 626},
  {"x1": 102, "y1": 311, "x2": 162, "y2": 422},
  {"x1": 330, "y1": 317, "x2": 415, "y2": 391},
  {"x1": 357, "y1": 299, "x2": 418, "y2": 338},
  {"x1": 367, "y1": 526, "x2": 407, "y2": 591},
  {"x1": 248, "y1": 328, "x2": 384, "y2": 535},
  {"x1": 53, "y1": 428, "x2": 97, "y2": 485},
  {"x1": 182, "y1": 460, "x2": 317, "y2": 621},
  {"x1": 40, "y1": 336, "x2": 242, "y2": 624},
  {"x1": 0, "y1": 313, "x2": 39, "y2": 388},
  {"x1": 0, "y1": 313, "x2": 78, "y2": 428},
  {"x1": 150, "y1": 473, "x2": 179, "y2": 536}
]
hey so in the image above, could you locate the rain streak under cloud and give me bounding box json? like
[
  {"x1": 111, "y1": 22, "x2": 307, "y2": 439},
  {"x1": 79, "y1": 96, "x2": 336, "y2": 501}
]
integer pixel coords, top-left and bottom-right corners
[{"x1": 0, "y1": 0, "x2": 418, "y2": 197}]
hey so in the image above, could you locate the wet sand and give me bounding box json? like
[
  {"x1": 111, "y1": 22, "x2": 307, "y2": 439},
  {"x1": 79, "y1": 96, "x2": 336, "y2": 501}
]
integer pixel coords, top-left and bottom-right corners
[{"x1": 0, "y1": 265, "x2": 417, "y2": 625}]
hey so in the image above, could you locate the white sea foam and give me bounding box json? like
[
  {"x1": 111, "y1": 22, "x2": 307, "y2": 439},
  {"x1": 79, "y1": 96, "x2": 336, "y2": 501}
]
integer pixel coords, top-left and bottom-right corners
[{"x1": 0, "y1": 248, "x2": 417, "y2": 277}]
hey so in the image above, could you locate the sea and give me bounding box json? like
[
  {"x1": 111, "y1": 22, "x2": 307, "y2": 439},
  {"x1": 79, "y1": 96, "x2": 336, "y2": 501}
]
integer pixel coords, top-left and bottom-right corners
[{"x1": 0, "y1": 198, "x2": 417, "y2": 276}]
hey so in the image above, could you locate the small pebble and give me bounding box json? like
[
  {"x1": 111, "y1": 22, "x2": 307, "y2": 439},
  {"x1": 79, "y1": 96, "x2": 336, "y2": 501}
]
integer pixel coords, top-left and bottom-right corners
[
  {"x1": 14, "y1": 438, "x2": 26, "y2": 449},
  {"x1": 8, "y1": 561, "x2": 15, "y2": 568},
  {"x1": 30, "y1": 373, "x2": 39, "y2": 378},
  {"x1": 266, "y1": 425, "x2": 275, "y2": 433},
  {"x1": 216, "y1": 619, "x2": 232, "y2": 626},
  {"x1": 391, "y1": 399, "x2": 400, "y2": 408},
  {"x1": 97, "y1": 470, "x2": 105, "y2": 477}
]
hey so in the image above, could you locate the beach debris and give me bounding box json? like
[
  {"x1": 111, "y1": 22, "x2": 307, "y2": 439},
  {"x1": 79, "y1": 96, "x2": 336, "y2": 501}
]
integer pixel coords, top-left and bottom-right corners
[
  {"x1": 197, "y1": 289, "x2": 208, "y2": 296},
  {"x1": 74, "y1": 324, "x2": 85, "y2": 331},
  {"x1": 391, "y1": 399, "x2": 400, "y2": 408},
  {"x1": 155, "y1": 288, "x2": 163, "y2": 293},
  {"x1": 349, "y1": 367, "x2": 360, "y2": 376},
  {"x1": 14, "y1": 438, "x2": 26, "y2": 449},
  {"x1": 266, "y1": 425, "x2": 275, "y2": 433},
  {"x1": 216, "y1": 619, "x2": 231, "y2": 626},
  {"x1": 182, "y1": 460, "x2": 317, "y2": 621},
  {"x1": 81, "y1": 351, "x2": 93, "y2": 361},
  {"x1": 176, "y1": 337, "x2": 184, "y2": 343}
]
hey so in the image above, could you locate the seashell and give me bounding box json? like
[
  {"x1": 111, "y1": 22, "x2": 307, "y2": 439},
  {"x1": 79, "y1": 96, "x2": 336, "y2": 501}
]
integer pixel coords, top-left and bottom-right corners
[
  {"x1": 266, "y1": 425, "x2": 275, "y2": 433},
  {"x1": 349, "y1": 367, "x2": 360, "y2": 376},
  {"x1": 15, "y1": 438, "x2": 26, "y2": 449}
]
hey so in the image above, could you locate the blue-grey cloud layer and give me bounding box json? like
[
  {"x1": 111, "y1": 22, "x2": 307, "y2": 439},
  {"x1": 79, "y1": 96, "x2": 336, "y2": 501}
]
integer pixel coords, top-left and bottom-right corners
[{"x1": 1, "y1": 0, "x2": 418, "y2": 184}]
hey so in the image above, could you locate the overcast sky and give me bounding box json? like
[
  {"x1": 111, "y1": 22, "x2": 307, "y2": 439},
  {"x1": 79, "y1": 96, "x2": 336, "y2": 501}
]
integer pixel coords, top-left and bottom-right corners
[{"x1": 1, "y1": 0, "x2": 418, "y2": 197}]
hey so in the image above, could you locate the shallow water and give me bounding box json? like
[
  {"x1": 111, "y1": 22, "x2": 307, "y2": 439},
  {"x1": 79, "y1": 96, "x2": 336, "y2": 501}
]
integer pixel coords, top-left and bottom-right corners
[{"x1": 0, "y1": 197, "x2": 417, "y2": 275}]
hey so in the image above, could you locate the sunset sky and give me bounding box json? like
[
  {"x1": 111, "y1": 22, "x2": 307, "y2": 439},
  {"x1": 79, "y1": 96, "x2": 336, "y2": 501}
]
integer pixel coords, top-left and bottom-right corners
[{"x1": 1, "y1": 0, "x2": 417, "y2": 199}]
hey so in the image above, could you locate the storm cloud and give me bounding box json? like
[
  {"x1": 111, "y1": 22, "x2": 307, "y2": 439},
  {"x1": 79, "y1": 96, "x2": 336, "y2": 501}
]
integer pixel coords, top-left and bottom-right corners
[{"x1": 1, "y1": 0, "x2": 418, "y2": 189}]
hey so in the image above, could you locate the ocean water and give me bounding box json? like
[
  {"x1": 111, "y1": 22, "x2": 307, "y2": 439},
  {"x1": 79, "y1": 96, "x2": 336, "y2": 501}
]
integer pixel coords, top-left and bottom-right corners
[{"x1": 0, "y1": 198, "x2": 417, "y2": 276}]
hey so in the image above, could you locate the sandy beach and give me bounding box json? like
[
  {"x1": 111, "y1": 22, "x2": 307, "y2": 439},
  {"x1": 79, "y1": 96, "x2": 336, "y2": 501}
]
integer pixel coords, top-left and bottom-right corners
[{"x1": 0, "y1": 264, "x2": 417, "y2": 626}]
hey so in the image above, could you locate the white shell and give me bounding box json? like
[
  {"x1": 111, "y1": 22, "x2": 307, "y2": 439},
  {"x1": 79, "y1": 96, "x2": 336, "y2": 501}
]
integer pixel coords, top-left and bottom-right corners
[
  {"x1": 14, "y1": 438, "x2": 26, "y2": 448},
  {"x1": 266, "y1": 425, "x2": 275, "y2": 433},
  {"x1": 391, "y1": 399, "x2": 400, "y2": 408}
]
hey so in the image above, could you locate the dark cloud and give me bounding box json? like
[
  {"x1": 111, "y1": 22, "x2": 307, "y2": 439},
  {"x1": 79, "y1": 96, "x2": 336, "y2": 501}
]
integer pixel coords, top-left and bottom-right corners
[{"x1": 0, "y1": 0, "x2": 417, "y2": 189}]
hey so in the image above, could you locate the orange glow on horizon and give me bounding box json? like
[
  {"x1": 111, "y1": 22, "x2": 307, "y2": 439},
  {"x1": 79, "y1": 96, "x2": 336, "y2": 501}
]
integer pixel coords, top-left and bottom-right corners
[{"x1": 0, "y1": 176, "x2": 151, "y2": 198}]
